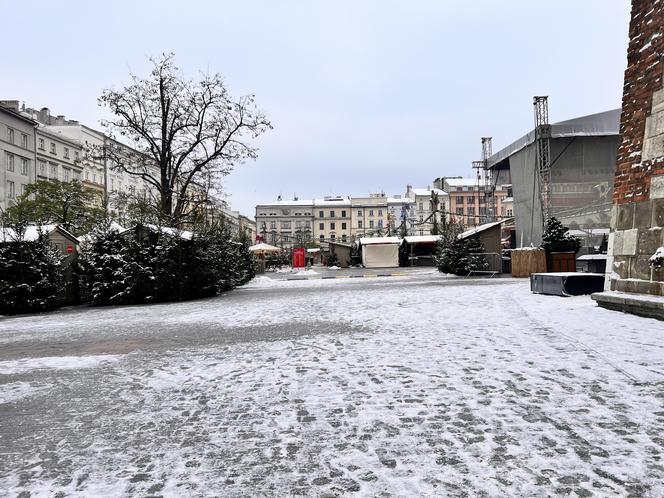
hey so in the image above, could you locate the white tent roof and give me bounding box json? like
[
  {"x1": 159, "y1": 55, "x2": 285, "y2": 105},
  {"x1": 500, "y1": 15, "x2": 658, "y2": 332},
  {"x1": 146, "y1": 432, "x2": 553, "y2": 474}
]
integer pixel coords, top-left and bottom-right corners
[
  {"x1": 359, "y1": 236, "x2": 400, "y2": 245},
  {"x1": 248, "y1": 242, "x2": 281, "y2": 252},
  {"x1": 0, "y1": 224, "x2": 79, "y2": 243}
]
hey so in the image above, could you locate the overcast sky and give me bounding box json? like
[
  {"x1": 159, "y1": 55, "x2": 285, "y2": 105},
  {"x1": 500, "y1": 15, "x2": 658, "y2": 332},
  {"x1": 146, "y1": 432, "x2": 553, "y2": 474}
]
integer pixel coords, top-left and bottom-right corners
[{"x1": 3, "y1": 1, "x2": 630, "y2": 217}]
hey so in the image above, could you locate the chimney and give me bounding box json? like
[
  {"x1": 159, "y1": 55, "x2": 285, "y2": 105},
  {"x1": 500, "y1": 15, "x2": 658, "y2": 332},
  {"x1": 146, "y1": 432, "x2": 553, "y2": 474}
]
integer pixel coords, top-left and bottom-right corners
[
  {"x1": 0, "y1": 100, "x2": 20, "y2": 112},
  {"x1": 40, "y1": 107, "x2": 50, "y2": 124}
]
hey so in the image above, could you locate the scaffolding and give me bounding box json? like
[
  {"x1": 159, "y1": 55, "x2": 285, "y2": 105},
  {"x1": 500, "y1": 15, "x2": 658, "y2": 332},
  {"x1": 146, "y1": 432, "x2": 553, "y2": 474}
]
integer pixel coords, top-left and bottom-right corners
[{"x1": 534, "y1": 96, "x2": 552, "y2": 222}]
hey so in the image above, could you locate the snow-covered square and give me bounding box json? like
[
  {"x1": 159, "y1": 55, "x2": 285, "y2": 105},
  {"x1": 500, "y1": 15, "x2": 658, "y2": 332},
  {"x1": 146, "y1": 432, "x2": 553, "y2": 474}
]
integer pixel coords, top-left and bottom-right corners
[{"x1": 1, "y1": 272, "x2": 663, "y2": 497}]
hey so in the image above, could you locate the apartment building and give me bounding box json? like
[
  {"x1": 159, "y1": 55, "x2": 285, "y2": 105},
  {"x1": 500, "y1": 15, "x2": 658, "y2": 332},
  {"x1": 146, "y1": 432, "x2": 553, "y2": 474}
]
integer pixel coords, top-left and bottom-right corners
[
  {"x1": 440, "y1": 178, "x2": 512, "y2": 227},
  {"x1": 314, "y1": 196, "x2": 351, "y2": 245},
  {"x1": 0, "y1": 103, "x2": 37, "y2": 211},
  {"x1": 405, "y1": 185, "x2": 449, "y2": 235},
  {"x1": 350, "y1": 194, "x2": 388, "y2": 238},
  {"x1": 35, "y1": 126, "x2": 83, "y2": 185},
  {"x1": 255, "y1": 198, "x2": 314, "y2": 247}
]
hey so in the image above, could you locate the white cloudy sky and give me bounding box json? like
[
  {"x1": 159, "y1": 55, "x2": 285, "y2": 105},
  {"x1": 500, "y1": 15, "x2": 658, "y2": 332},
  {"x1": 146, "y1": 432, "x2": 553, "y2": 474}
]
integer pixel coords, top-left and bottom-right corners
[{"x1": 3, "y1": 1, "x2": 630, "y2": 217}]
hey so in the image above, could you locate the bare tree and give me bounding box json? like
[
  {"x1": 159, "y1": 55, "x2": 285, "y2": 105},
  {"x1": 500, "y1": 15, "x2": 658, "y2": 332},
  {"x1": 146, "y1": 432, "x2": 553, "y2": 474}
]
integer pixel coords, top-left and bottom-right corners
[{"x1": 99, "y1": 53, "x2": 271, "y2": 224}]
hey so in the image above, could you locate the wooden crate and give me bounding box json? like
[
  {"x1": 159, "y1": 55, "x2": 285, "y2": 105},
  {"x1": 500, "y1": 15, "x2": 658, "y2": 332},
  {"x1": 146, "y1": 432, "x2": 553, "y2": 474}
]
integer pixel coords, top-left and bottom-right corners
[{"x1": 511, "y1": 249, "x2": 547, "y2": 278}]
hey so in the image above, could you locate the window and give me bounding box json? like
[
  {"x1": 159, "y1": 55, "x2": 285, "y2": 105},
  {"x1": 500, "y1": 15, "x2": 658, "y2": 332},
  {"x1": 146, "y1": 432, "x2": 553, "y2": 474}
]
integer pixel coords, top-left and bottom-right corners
[
  {"x1": 341, "y1": 222, "x2": 347, "y2": 230},
  {"x1": 358, "y1": 220, "x2": 363, "y2": 228},
  {"x1": 378, "y1": 209, "x2": 383, "y2": 216},
  {"x1": 456, "y1": 207, "x2": 464, "y2": 215},
  {"x1": 468, "y1": 196, "x2": 475, "y2": 204},
  {"x1": 357, "y1": 210, "x2": 362, "y2": 216},
  {"x1": 21, "y1": 134, "x2": 28, "y2": 148},
  {"x1": 73, "y1": 170, "x2": 81, "y2": 180},
  {"x1": 74, "y1": 151, "x2": 80, "y2": 161},
  {"x1": 456, "y1": 196, "x2": 464, "y2": 204},
  {"x1": 341, "y1": 210, "x2": 346, "y2": 217},
  {"x1": 467, "y1": 207, "x2": 475, "y2": 217},
  {"x1": 418, "y1": 202, "x2": 423, "y2": 211},
  {"x1": 342, "y1": 235, "x2": 347, "y2": 242},
  {"x1": 51, "y1": 164, "x2": 58, "y2": 179},
  {"x1": 419, "y1": 215, "x2": 423, "y2": 222},
  {"x1": 38, "y1": 138, "x2": 45, "y2": 150},
  {"x1": 305, "y1": 221, "x2": 311, "y2": 229},
  {"x1": 330, "y1": 222, "x2": 335, "y2": 230},
  {"x1": 7, "y1": 181, "x2": 15, "y2": 199},
  {"x1": 63, "y1": 168, "x2": 70, "y2": 181},
  {"x1": 50, "y1": 142, "x2": 56, "y2": 154},
  {"x1": 330, "y1": 234, "x2": 336, "y2": 241},
  {"x1": 270, "y1": 221, "x2": 276, "y2": 230},
  {"x1": 369, "y1": 220, "x2": 374, "y2": 228},
  {"x1": 85, "y1": 171, "x2": 89, "y2": 180},
  {"x1": 330, "y1": 210, "x2": 335, "y2": 218},
  {"x1": 7, "y1": 153, "x2": 14, "y2": 172},
  {"x1": 378, "y1": 220, "x2": 383, "y2": 228},
  {"x1": 319, "y1": 210, "x2": 323, "y2": 218},
  {"x1": 64, "y1": 147, "x2": 70, "y2": 159},
  {"x1": 319, "y1": 222, "x2": 324, "y2": 230},
  {"x1": 369, "y1": 209, "x2": 374, "y2": 216},
  {"x1": 7, "y1": 128, "x2": 14, "y2": 143},
  {"x1": 39, "y1": 161, "x2": 46, "y2": 176},
  {"x1": 20, "y1": 158, "x2": 28, "y2": 175},
  {"x1": 319, "y1": 235, "x2": 324, "y2": 241},
  {"x1": 281, "y1": 221, "x2": 291, "y2": 229},
  {"x1": 21, "y1": 184, "x2": 27, "y2": 196},
  {"x1": 507, "y1": 209, "x2": 513, "y2": 217}
]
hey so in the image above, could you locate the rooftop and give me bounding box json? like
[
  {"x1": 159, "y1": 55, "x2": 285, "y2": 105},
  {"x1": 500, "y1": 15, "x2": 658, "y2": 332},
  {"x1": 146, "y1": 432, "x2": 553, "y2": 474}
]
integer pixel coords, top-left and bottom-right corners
[{"x1": 487, "y1": 108, "x2": 620, "y2": 169}]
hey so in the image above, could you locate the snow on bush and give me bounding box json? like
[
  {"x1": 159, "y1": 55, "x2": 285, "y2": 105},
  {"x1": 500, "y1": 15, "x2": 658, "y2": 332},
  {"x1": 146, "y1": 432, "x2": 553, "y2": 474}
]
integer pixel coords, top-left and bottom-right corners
[
  {"x1": 79, "y1": 220, "x2": 255, "y2": 306},
  {"x1": 650, "y1": 246, "x2": 664, "y2": 270},
  {"x1": 0, "y1": 236, "x2": 64, "y2": 315}
]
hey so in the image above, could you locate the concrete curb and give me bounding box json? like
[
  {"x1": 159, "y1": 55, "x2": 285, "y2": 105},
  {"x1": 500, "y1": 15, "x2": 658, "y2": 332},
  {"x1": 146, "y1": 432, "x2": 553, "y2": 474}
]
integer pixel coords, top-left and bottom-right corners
[{"x1": 286, "y1": 273, "x2": 407, "y2": 281}]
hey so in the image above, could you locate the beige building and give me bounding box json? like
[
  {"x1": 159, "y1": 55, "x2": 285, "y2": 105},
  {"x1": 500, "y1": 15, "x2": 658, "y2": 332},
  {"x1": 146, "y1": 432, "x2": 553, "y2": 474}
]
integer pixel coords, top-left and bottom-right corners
[
  {"x1": 350, "y1": 194, "x2": 389, "y2": 238},
  {"x1": 255, "y1": 198, "x2": 314, "y2": 247},
  {"x1": 314, "y1": 196, "x2": 351, "y2": 246}
]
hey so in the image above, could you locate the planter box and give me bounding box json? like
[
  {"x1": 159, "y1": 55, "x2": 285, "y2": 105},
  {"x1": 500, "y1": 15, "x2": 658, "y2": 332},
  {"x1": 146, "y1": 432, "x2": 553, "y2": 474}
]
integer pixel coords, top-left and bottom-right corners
[
  {"x1": 547, "y1": 251, "x2": 576, "y2": 272},
  {"x1": 511, "y1": 249, "x2": 547, "y2": 277}
]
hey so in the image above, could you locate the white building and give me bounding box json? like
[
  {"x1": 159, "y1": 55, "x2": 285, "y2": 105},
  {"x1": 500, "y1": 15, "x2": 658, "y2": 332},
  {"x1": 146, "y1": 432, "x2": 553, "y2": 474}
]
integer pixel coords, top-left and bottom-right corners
[
  {"x1": 405, "y1": 185, "x2": 449, "y2": 235},
  {"x1": 255, "y1": 197, "x2": 314, "y2": 247}
]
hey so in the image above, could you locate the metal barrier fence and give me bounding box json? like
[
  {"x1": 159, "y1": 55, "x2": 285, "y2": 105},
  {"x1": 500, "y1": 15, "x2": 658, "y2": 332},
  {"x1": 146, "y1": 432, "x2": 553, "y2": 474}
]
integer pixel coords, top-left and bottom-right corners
[{"x1": 467, "y1": 252, "x2": 502, "y2": 274}]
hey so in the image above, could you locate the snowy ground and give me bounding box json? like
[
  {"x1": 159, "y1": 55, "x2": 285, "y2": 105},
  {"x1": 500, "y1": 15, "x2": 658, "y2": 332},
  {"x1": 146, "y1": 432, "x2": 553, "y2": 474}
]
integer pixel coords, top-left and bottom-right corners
[{"x1": 1, "y1": 272, "x2": 664, "y2": 497}]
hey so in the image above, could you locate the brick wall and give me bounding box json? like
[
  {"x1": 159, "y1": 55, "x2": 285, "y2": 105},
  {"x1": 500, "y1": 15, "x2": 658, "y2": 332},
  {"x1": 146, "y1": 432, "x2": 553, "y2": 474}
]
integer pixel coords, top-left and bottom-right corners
[
  {"x1": 608, "y1": 0, "x2": 664, "y2": 296},
  {"x1": 614, "y1": 0, "x2": 664, "y2": 204}
]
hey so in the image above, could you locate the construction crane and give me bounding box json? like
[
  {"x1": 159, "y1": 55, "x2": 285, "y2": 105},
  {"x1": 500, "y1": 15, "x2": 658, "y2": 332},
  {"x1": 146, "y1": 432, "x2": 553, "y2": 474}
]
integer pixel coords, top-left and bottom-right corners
[{"x1": 533, "y1": 96, "x2": 552, "y2": 222}]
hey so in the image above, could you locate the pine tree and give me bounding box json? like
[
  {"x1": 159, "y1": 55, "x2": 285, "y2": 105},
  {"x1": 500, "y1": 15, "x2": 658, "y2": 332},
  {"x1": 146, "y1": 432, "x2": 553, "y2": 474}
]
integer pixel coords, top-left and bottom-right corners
[
  {"x1": 541, "y1": 217, "x2": 581, "y2": 253},
  {"x1": 435, "y1": 219, "x2": 487, "y2": 275},
  {"x1": 0, "y1": 237, "x2": 64, "y2": 315}
]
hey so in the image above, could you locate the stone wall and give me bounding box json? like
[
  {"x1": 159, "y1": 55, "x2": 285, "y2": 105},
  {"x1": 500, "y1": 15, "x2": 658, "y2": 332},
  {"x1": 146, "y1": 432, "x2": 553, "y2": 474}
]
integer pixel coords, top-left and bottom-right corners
[{"x1": 608, "y1": 0, "x2": 664, "y2": 296}]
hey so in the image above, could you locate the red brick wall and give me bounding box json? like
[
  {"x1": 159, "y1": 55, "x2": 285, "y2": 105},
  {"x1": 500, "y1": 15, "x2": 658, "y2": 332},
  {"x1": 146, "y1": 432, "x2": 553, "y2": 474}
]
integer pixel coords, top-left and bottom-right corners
[{"x1": 614, "y1": 0, "x2": 664, "y2": 204}]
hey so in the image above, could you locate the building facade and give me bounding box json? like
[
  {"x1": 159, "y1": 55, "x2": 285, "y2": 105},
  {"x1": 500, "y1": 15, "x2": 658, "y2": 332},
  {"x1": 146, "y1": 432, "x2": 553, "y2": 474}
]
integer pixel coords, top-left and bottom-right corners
[
  {"x1": 314, "y1": 197, "x2": 352, "y2": 245},
  {"x1": 255, "y1": 198, "x2": 314, "y2": 247},
  {"x1": 439, "y1": 178, "x2": 512, "y2": 227},
  {"x1": 35, "y1": 126, "x2": 84, "y2": 186},
  {"x1": 0, "y1": 103, "x2": 37, "y2": 211},
  {"x1": 350, "y1": 194, "x2": 389, "y2": 238},
  {"x1": 405, "y1": 185, "x2": 448, "y2": 235},
  {"x1": 387, "y1": 195, "x2": 410, "y2": 235}
]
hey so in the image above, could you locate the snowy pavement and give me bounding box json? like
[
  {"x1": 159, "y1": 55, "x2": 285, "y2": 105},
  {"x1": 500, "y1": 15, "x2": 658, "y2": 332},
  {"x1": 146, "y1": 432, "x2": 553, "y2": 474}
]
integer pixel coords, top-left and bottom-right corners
[{"x1": 1, "y1": 272, "x2": 664, "y2": 497}]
